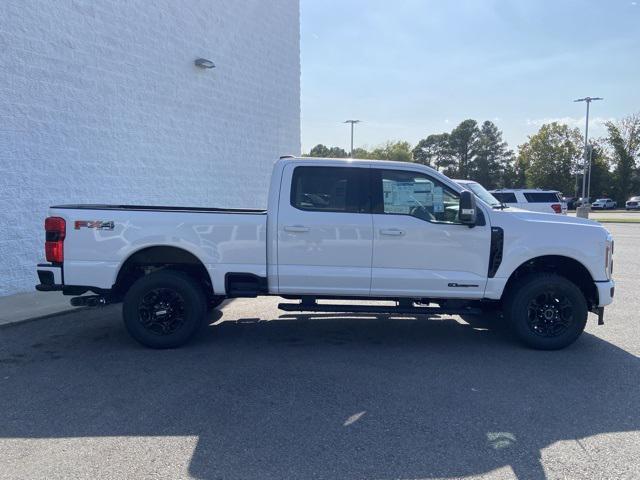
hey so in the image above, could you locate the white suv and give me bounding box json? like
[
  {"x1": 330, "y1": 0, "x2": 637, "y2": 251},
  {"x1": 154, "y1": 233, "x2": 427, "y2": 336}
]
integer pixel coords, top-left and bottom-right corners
[{"x1": 489, "y1": 189, "x2": 567, "y2": 214}]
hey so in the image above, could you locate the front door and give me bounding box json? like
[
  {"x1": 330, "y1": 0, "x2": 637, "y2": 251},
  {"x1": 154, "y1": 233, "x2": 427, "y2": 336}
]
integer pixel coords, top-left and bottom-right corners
[
  {"x1": 370, "y1": 168, "x2": 491, "y2": 298},
  {"x1": 277, "y1": 164, "x2": 373, "y2": 296}
]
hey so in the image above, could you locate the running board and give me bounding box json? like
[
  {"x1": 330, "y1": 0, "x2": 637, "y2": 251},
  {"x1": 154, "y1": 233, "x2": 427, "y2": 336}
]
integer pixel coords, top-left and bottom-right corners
[{"x1": 278, "y1": 302, "x2": 481, "y2": 316}]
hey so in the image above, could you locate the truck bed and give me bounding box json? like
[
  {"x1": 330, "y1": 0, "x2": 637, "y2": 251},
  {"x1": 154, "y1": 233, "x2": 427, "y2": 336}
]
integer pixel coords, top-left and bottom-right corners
[{"x1": 49, "y1": 204, "x2": 268, "y2": 293}]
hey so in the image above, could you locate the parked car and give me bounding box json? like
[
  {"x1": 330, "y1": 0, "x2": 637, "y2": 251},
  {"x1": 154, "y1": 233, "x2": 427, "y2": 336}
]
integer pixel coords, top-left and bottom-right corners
[
  {"x1": 591, "y1": 198, "x2": 617, "y2": 210},
  {"x1": 489, "y1": 189, "x2": 567, "y2": 214},
  {"x1": 625, "y1": 196, "x2": 640, "y2": 210},
  {"x1": 36, "y1": 156, "x2": 614, "y2": 350}
]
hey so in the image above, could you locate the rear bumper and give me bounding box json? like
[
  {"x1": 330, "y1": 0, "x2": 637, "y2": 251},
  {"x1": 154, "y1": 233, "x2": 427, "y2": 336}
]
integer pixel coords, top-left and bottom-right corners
[
  {"x1": 36, "y1": 263, "x2": 63, "y2": 291},
  {"x1": 595, "y1": 280, "x2": 615, "y2": 307}
]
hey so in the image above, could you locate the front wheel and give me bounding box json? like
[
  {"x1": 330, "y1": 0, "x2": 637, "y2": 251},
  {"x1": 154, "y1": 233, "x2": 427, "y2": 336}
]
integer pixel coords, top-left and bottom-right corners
[
  {"x1": 505, "y1": 274, "x2": 588, "y2": 350},
  {"x1": 123, "y1": 270, "x2": 207, "y2": 349}
]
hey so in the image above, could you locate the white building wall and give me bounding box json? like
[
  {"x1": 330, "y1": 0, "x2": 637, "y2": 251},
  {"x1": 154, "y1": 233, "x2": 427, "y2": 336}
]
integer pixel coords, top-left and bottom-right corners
[{"x1": 0, "y1": 0, "x2": 300, "y2": 296}]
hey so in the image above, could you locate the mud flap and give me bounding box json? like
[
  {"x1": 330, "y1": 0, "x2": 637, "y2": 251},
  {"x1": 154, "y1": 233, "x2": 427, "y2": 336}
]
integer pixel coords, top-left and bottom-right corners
[{"x1": 596, "y1": 307, "x2": 605, "y2": 325}]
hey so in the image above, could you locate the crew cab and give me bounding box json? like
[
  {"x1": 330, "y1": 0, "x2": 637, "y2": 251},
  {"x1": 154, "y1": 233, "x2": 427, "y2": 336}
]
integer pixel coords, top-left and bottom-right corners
[{"x1": 36, "y1": 157, "x2": 615, "y2": 350}]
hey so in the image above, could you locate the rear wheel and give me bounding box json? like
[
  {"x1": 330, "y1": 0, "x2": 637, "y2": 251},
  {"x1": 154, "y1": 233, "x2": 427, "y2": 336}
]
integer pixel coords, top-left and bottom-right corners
[
  {"x1": 123, "y1": 270, "x2": 207, "y2": 349},
  {"x1": 505, "y1": 273, "x2": 588, "y2": 350}
]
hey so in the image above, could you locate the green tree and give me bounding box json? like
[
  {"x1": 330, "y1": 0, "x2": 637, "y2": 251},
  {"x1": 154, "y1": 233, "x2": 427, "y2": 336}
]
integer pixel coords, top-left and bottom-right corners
[
  {"x1": 306, "y1": 144, "x2": 348, "y2": 158},
  {"x1": 412, "y1": 133, "x2": 454, "y2": 171},
  {"x1": 307, "y1": 144, "x2": 329, "y2": 157},
  {"x1": 471, "y1": 121, "x2": 514, "y2": 189},
  {"x1": 586, "y1": 142, "x2": 614, "y2": 199},
  {"x1": 449, "y1": 119, "x2": 480, "y2": 178},
  {"x1": 508, "y1": 155, "x2": 529, "y2": 188},
  {"x1": 517, "y1": 122, "x2": 583, "y2": 194},
  {"x1": 606, "y1": 113, "x2": 640, "y2": 202},
  {"x1": 370, "y1": 141, "x2": 412, "y2": 162},
  {"x1": 352, "y1": 147, "x2": 371, "y2": 159}
]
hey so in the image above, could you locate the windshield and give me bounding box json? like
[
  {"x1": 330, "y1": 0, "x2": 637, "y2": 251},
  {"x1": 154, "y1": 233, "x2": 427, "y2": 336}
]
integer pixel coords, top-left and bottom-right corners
[{"x1": 461, "y1": 182, "x2": 502, "y2": 207}]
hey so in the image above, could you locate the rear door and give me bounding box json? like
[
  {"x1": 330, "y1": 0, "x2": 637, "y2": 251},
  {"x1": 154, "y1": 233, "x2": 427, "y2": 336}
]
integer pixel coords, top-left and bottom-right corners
[{"x1": 276, "y1": 164, "x2": 373, "y2": 296}]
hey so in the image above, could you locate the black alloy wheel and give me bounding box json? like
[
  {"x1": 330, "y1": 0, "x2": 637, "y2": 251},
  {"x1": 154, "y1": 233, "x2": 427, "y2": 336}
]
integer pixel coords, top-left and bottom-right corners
[{"x1": 123, "y1": 271, "x2": 207, "y2": 349}]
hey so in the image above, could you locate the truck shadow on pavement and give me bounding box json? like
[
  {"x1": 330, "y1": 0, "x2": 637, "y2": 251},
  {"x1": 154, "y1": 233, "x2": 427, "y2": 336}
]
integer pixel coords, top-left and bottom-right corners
[{"x1": 0, "y1": 307, "x2": 638, "y2": 479}]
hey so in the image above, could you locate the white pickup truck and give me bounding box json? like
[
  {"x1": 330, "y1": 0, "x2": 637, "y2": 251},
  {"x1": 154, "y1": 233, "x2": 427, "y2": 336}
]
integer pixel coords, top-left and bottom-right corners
[{"x1": 36, "y1": 157, "x2": 615, "y2": 350}]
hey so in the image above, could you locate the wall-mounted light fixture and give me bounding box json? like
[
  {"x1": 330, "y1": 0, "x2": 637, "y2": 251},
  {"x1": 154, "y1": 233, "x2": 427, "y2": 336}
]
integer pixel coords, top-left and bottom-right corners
[{"x1": 195, "y1": 58, "x2": 215, "y2": 69}]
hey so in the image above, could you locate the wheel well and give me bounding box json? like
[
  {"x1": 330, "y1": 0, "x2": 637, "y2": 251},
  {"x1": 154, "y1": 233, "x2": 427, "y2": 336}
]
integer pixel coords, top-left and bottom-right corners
[
  {"x1": 502, "y1": 255, "x2": 598, "y2": 308},
  {"x1": 113, "y1": 246, "x2": 214, "y2": 299}
]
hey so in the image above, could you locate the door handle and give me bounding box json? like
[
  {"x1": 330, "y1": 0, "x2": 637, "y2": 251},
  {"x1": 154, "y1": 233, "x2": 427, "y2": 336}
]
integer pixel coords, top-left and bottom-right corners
[
  {"x1": 380, "y1": 228, "x2": 405, "y2": 236},
  {"x1": 284, "y1": 225, "x2": 310, "y2": 233}
]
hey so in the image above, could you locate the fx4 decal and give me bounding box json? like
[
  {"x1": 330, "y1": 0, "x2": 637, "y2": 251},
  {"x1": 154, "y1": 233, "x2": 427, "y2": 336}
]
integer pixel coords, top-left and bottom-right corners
[{"x1": 74, "y1": 220, "x2": 115, "y2": 230}]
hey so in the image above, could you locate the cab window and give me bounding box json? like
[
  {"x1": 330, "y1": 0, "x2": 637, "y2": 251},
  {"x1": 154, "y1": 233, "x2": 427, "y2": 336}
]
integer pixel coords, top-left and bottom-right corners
[
  {"x1": 290, "y1": 166, "x2": 369, "y2": 213},
  {"x1": 372, "y1": 169, "x2": 461, "y2": 223}
]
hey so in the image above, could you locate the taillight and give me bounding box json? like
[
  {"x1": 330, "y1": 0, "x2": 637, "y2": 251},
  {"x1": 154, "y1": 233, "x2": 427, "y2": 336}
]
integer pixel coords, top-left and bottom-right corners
[
  {"x1": 45, "y1": 216, "x2": 66, "y2": 263},
  {"x1": 551, "y1": 204, "x2": 562, "y2": 214}
]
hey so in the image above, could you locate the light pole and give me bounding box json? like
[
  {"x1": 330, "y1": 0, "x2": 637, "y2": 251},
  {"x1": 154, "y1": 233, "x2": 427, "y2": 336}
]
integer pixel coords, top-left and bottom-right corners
[
  {"x1": 574, "y1": 97, "x2": 603, "y2": 201},
  {"x1": 344, "y1": 120, "x2": 360, "y2": 157}
]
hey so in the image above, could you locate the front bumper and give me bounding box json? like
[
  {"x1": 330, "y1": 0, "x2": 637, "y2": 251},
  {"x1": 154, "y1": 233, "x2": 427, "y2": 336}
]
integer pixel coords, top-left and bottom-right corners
[{"x1": 595, "y1": 279, "x2": 615, "y2": 307}]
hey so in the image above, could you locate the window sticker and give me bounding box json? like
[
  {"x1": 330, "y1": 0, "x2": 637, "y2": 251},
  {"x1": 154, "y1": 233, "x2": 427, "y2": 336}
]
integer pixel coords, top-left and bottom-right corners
[
  {"x1": 383, "y1": 179, "x2": 435, "y2": 214},
  {"x1": 433, "y1": 186, "x2": 444, "y2": 213}
]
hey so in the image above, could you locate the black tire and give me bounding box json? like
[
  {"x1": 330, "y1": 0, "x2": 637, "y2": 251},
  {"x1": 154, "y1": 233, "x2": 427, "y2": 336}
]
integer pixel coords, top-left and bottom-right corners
[
  {"x1": 123, "y1": 270, "x2": 207, "y2": 349},
  {"x1": 504, "y1": 273, "x2": 588, "y2": 350}
]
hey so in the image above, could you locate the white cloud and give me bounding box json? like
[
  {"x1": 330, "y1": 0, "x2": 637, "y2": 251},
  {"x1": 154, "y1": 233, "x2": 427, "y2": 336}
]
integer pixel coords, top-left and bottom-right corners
[{"x1": 525, "y1": 116, "x2": 615, "y2": 130}]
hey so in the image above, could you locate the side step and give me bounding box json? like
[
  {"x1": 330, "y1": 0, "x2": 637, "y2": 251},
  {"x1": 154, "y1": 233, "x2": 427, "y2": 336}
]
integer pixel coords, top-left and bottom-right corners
[{"x1": 278, "y1": 301, "x2": 481, "y2": 316}]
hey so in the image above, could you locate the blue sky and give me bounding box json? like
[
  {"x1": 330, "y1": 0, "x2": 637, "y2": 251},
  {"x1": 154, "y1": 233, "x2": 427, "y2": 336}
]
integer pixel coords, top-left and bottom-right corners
[{"x1": 300, "y1": 0, "x2": 640, "y2": 153}]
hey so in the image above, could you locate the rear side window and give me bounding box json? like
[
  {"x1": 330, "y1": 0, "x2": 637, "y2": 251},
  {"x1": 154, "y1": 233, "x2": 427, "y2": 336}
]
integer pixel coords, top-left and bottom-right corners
[
  {"x1": 290, "y1": 166, "x2": 368, "y2": 213},
  {"x1": 492, "y1": 192, "x2": 517, "y2": 203},
  {"x1": 523, "y1": 192, "x2": 561, "y2": 203}
]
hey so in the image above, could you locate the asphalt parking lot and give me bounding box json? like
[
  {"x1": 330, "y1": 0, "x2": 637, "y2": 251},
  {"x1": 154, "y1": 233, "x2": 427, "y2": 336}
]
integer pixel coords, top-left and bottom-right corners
[
  {"x1": 1, "y1": 224, "x2": 638, "y2": 480},
  {"x1": 569, "y1": 210, "x2": 640, "y2": 220}
]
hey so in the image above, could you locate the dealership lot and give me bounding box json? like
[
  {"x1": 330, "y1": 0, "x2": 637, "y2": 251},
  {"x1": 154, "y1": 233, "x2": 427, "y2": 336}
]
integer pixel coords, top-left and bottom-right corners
[
  {"x1": 569, "y1": 210, "x2": 640, "y2": 221},
  {"x1": 0, "y1": 224, "x2": 638, "y2": 480}
]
